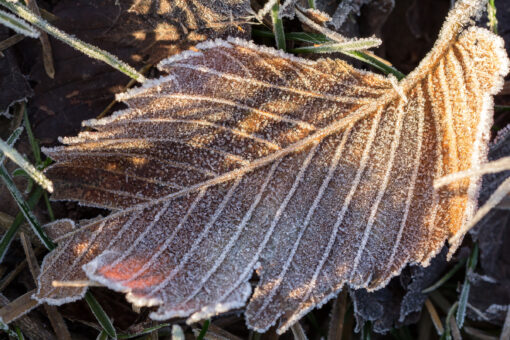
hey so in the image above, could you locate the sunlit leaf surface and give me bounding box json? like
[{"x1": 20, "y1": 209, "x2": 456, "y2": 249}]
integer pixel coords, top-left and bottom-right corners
[{"x1": 35, "y1": 0, "x2": 509, "y2": 334}]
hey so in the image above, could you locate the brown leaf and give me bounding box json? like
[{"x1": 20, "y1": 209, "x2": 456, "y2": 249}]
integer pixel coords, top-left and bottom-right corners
[
  {"x1": 24, "y1": 0, "x2": 251, "y2": 143},
  {"x1": 35, "y1": 0, "x2": 509, "y2": 334}
]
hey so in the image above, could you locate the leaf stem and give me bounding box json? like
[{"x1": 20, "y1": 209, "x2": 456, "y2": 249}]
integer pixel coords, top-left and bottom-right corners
[{"x1": 0, "y1": 0, "x2": 145, "y2": 82}]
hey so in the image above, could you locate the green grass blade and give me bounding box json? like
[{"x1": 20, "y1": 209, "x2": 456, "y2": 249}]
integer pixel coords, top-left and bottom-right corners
[
  {"x1": 85, "y1": 292, "x2": 117, "y2": 339},
  {"x1": 0, "y1": 8, "x2": 39, "y2": 38},
  {"x1": 0, "y1": 186, "x2": 43, "y2": 262},
  {"x1": 0, "y1": 127, "x2": 23, "y2": 165},
  {"x1": 444, "y1": 301, "x2": 459, "y2": 340},
  {"x1": 0, "y1": 320, "x2": 18, "y2": 337},
  {"x1": 96, "y1": 330, "x2": 109, "y2": 340},
  {"x1": 362, "y1": 322, "x2": 372, "y2": 340},
  {"x1": 0, "y1": 166, "x2": 54, "y2": 249},
  {"x1": 12, "y1": 168, "x2": 31, "y2": 179},
  {"x1": 0, "y1": 0, "x2": 145, "y2": 83},
  {"x1": 308, "y1": 0, "x2": 316, "y2": 9},
  {"x1": 290, "y1": 38, "x2": 382, "y2": 54},
  {"x1": 342, "y1": 50, "x2": 406, "y2": 80},
  {"x1": 0, "y1": 138, "x2": 53, "y2": 193},
  {"x1": 43, "y1": 191, "x2": 55, "y2": 221},
  {"x1": 23, "y1": 105, "x2": 41, "y2": 164},
  {"x1": 22, "y1": 104, "x2": 56, "y2": 220},
  {"x1": 286, "y1": 31, "x2": 329, "y2": 43},
  {"x1": 252, "y1": 29, "x2": 404, "y2": 79},
  {"x1": 196, "y1": 320, "x2": 210, "y2": 340},
  {"x1": 488, "y1": 0, "x2": 497, "y2": 34},
  {"x1": 422, "y1": 258, "x2": 467, "y2": 293},
  {"x1": 15, "y1": 326, "x2": 25, "y2": 340},
  {"x1": 271, "y1": 1, "x2": 286, "y2": 50},
  {"x1": 456, "y1": 243, "x2": 479, "y2": 329},
  {"x1": 495, "y1": 105, "x2": 510, "y2": 112},
  {"x1": 252, "y1": 29, "x2": 329, "y2": 44}
]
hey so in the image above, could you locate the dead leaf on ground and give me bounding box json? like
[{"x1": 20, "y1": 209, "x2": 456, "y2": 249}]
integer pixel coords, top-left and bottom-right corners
[
  {"x1": 350, "y1": 246, "x2": 470, "y2": 333},
  {"x1": 468, "y1": 126, "x2": 510, "y2": 324},
  {"x1": 0, "y1": 27, "x2": 32, "y2": 118},
  {"x1": 22, "y1": 0, "x2": 251, "y2": 144},
  {"x1": 33, "y1": 0, "x2": 508, "y2": 334}
]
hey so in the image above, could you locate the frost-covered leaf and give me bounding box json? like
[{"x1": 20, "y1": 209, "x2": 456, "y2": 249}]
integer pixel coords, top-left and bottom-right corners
[{"x1": 35, "y1": 0, "x2": 509, "y2": 335}]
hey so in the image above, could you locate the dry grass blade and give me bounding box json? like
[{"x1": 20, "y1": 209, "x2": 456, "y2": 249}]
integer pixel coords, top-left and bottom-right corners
[
  {"x1": 424, "y1": 299, "x2": 443, "y2": 335},
  {"x1": 19, "y1": 233, "x2": 71, "y2": 340},
  {"x1": 0, "y1": 33, "x2": 24, "y2": 51},
  {"x1": 417, "y1": 311, "x2": 432, "y2": 340},
  {"x1": 328, "y1": 290, "x2": 348, "y2": 340},
  {"x1": 290, "y1": 322, "x2": 307, "y2": 340},
  {"x1": 208, "y1": 323, "x2": 244, "y2": 340},
  {"x1": 0, "y1": 293, "x2": 55, "y2": 340},
  {"x1": 464, "y1": 326, "x2": 498, "y2": 340},
  {"x1": 449, "y1": 317, "x2": 461, "y2": 340},
  {"x1": 0, "y1": 260, "x2": 27, "y2": 293},
  {"x1": 0, "y1": 212, "x2": 34, "y2": 245},
  {"x1": 25, "y1": 0, "x2": 54, "y2": 79},
  {"x1": 33, "y1": 0, "x2": 509, "y2": 335},
  {"x1": 0, "y1": 290, "x2": 39, "y2": 324}
]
